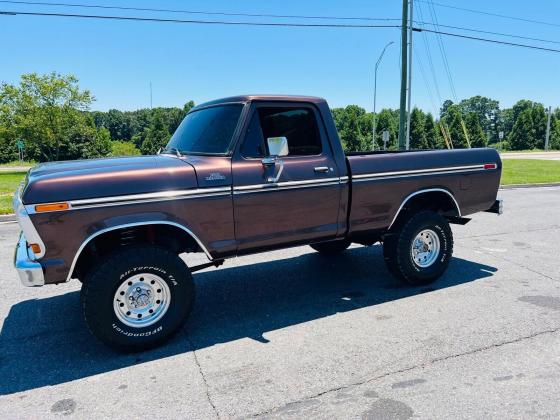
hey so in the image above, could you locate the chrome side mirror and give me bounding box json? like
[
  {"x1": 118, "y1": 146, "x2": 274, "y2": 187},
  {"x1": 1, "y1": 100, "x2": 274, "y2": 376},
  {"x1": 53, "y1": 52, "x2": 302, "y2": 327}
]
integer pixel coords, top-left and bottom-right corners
[
  {"x1": 261, "y1": 137, "x2": 288, "y2": 183},
  {"x1": 266, "y1": 137, "x2": 289, "y2": 157}
]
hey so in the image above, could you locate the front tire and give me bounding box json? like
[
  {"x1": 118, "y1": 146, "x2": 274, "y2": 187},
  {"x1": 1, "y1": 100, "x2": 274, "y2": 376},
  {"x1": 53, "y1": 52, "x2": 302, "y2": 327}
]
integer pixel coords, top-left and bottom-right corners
[
  {"x1": 383, "y1": 211, "x2": 453, "y2": 285},
  {"x1": 81, "y1": 245, "x2": 195, "y2": 352}
]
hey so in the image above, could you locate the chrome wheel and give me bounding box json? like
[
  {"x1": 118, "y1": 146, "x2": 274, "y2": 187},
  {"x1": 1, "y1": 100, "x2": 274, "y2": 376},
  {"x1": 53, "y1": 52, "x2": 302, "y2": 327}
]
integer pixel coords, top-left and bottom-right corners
[
  {"x1": 113, "y1": 273, "x2": 171, "y2": 328},
  {"x1": 411, "y1": 229, "x2": 440, "y2": 268}
]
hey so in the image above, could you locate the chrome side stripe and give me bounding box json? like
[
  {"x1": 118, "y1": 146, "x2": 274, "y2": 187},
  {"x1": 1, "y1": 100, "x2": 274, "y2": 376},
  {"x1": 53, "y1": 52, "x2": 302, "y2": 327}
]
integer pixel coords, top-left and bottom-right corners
[
  {"x1": 26, "y1": 187, "x2": 231, "y2": 214},
  {"x1": 352, "y1": 164, "x2": 487, "y2": 183},
  {"x1": 233, "y1": 177, "x2": 342, "y2": 194}
]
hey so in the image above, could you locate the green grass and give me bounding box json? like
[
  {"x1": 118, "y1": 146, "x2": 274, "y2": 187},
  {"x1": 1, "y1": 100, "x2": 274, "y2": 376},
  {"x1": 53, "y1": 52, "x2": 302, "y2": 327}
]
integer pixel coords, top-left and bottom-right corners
[
  {"x1": 0, "y1": 172, "x2": 25, "y2": 214},
  {"x1": 501, "y1": 159, "x2": 560, "y2": 185},
  {"x1": 0, "y1": 160, "x2": 35, "y2": 167}
]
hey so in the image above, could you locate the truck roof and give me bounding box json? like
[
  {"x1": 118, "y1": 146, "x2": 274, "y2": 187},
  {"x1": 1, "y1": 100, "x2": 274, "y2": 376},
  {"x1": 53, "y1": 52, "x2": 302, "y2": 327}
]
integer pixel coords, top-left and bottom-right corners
[{"x1": 193, "y1": 94, "x2": 327, "y2": 110}]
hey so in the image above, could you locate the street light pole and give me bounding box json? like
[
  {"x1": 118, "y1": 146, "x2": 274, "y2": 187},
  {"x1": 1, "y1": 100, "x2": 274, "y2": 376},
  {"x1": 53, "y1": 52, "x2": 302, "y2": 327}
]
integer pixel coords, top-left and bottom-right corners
[{"x1": 372, "y1": 41, "x2": 394, "y2": 150}]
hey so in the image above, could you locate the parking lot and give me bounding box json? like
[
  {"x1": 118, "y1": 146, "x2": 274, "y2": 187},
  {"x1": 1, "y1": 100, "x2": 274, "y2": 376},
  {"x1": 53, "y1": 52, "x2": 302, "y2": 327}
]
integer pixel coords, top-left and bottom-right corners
[{"x1": 0, "y1": 186, "x2": 559, "y2": 419}]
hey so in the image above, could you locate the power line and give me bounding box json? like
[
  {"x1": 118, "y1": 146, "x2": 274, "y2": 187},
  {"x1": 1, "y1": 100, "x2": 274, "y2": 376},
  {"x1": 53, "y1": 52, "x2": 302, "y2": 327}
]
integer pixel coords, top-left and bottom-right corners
[
  {"x1": 426, "y1": 0, "x2": 457, "y2": 101},
  {"x1": 4, "y1": 0, "x2": 559, "y2": 46},
  {"x1": 0, "y1": 10, "x2": 401, "y2": 28},
  {"x1": 415, "y1": 20, "x2": 560, "y2": 46},
  {"x1": 416, "y1": 27, "x2": 560, "y2": 54},
  {"x1": 2, "y1": 8, "x2": 560, "y2": 55},
  {"x1": 0, "y1": 0, "x2": 401, "y2": 22},
  {"x1": 418, "y1": 0, "x2": 560, "y2": 29},
  {"x1": 415, "y1": 2, "x2": 442, "y2": 106}
]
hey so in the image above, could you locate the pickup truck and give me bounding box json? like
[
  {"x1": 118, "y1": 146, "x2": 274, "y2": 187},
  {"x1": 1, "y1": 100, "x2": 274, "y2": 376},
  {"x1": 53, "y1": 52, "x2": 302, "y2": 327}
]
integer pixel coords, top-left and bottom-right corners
[{"x1": 14, "y1": 95, "x2": 503, "y2": 351}]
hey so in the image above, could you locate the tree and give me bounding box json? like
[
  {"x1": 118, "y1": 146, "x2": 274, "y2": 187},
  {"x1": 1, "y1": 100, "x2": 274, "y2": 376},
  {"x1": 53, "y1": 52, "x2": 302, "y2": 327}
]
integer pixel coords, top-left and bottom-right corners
[
  {"x1": 375, "y1": 108, "x2": 399, "y2": 149},
  {"x1": 459, "y1": 96, "x2": 500, "y2": 143},
  {"x1": 442, "y1": 104, "x2": 469, "y2": 148},
  {"x1": 424, "y1": 113, "x2": 444, "y2": 149},
  {"x1": 465, "y1": 112, "x2": 487, "y2": 148},
  {"x1": 508, "y1": 108, "x2": 535, "y2": 150},
  {"x1": 331, "y1": 105, "x2": 371, "y2": 152},
  {"x1": 140, "y1": 109, "x2": 171, "y2": 155},
  {"x1": 409, "y1": 108, "x2": 428, "y2": 149},
  {"x1": 0, "y1": 72, "x2": 109, "y2": 162},
  {"x1": 111, "y1": 140, "x2": 141, "y2": 156}
]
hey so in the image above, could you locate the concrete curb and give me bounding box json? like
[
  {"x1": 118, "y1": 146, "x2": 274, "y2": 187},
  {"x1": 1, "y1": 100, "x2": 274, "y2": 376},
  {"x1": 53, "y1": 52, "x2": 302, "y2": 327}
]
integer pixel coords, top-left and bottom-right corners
[
  {"x1": 0, "y1": 214, "x2": 16, "y2": 222},
  {"x1": 500, "y1": 182, "x2": 560, "y2": 190}
]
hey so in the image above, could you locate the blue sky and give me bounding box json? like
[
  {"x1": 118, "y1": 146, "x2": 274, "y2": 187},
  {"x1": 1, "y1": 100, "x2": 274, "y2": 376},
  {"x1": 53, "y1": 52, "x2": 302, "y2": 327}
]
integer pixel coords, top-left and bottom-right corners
[{"x1": 2, "y1": 0, "x2": 559, "y2": 114}]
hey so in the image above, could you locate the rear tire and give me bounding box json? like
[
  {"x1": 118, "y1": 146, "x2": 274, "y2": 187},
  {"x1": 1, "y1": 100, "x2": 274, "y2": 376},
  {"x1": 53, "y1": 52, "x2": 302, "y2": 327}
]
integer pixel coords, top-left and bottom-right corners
[
  {"x1": 310, "y1": 239, "x2": 352, "y2": 255},
  {"x1": 383, "y1": 211, "x2": 453, "y2": 286},
  {"x1": 81, "y1": 245, "x2": 194, "y2": 352}
]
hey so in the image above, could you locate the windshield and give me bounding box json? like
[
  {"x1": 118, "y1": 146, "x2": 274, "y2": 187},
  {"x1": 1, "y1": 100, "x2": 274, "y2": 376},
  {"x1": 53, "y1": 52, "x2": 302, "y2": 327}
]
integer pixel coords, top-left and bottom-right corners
[{"x1": 166, "y1": 104, "x2": 244, "y2": 155}]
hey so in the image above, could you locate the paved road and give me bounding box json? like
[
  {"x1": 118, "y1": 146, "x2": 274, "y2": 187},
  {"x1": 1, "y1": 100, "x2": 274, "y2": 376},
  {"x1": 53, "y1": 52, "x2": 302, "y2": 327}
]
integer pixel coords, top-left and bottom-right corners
[
  {"x1": 0, "y1": 166, "x2": 31, "y2": 172},
  {"x1": 500, "y1": 151, "x2": 560, "y2": 160},
  {"x1": 0, "y1": 187, "x2": 559, "y2": 419}
]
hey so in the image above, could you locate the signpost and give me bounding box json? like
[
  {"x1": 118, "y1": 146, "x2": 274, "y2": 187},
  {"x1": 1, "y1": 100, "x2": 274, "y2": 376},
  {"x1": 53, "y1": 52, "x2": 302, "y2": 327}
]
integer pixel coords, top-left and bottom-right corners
[
  {"x1": 16, "y1": 139, "x2": 25, "y2": 162},
  {"x1": 382, "y1": 130, "x2": 390, "y2": 150}
]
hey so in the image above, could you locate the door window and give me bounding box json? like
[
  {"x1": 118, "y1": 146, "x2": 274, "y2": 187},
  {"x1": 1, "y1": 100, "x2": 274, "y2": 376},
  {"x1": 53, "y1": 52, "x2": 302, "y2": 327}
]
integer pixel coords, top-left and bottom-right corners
[{"x1": 240, "y1": 107, "x2": 322, "y2": 157}]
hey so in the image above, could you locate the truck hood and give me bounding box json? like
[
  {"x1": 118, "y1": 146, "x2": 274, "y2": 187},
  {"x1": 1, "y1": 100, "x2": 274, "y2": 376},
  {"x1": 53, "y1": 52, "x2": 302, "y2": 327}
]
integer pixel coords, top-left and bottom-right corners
[{"x1": 22, "y1": 155, "x2": 198, "y2": 204}]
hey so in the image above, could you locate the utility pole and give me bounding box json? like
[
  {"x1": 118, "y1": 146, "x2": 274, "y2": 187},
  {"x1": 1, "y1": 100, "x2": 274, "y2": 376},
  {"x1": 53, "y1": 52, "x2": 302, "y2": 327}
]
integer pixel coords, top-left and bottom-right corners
[
  {"x1": 372, "y1": 41, "x2": 394, "y2": 150},
  {"x1": 545, "y1": 106, "x2": 552, "y2": 151},
  {"x1": 405, "y1": 0, "x2": 414, "y2": 150},
  {"x1": 398, "y1": 0, "x2": 408, "y2": 150}
]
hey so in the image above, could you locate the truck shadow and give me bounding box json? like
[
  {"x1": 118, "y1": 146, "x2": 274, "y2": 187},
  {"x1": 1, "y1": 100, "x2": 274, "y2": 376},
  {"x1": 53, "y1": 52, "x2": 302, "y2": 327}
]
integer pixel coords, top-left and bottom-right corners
[{"x1": 0, "y1": 245, "x2": 496, "y2": 395}]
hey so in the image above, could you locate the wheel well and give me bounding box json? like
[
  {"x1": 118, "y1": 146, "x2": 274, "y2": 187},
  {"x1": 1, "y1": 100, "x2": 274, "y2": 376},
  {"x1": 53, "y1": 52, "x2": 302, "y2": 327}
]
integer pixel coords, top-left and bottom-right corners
[
  {"x1": 390, "y1": 190, "x2": 460, "y2": 231},
  {"x1": 72, "y1": 224, "x2": 204, "y2": 280}
]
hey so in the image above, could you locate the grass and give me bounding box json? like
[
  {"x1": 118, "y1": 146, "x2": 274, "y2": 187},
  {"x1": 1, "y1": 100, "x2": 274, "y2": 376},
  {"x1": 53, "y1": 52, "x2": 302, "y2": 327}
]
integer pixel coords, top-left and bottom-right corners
[
  {"x1": 0, "y1": 160, "x2": 558, "y2": 215},
  {"x1": 0, "y1": 172, "x2": 25, "y2": 214},
  {"x1": 0, "y1": 160, "x2": 35, "y2": 167},
  {"x1": 501, "y1": 159, "x2": 560, "y2": 185}
]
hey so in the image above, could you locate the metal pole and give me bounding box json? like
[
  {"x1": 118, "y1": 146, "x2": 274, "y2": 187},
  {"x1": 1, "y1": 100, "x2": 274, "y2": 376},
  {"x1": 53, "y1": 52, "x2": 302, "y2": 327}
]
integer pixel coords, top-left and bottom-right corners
[
  {"x1": 372, "y1": 41, "x2": 394, "y2": 150},
  {"x1": 398, "y1": 0, "x2": 408, "y2": 150},
  {"x1": 405, "y1": 0, "x2": 414, "y2": 150},
  {"x1": 545, "y1": 106, "x2": 552, "y2": 151}
]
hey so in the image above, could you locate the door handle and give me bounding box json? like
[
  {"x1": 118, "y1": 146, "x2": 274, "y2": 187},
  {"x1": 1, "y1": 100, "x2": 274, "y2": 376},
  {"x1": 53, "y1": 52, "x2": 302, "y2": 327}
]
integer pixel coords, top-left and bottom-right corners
[
  {"x1": 262, "y1": 157, "x2": 284, "y2": 183},
  {"x1": 314, "y1": 166, "x2": 330, "y2": 174}
]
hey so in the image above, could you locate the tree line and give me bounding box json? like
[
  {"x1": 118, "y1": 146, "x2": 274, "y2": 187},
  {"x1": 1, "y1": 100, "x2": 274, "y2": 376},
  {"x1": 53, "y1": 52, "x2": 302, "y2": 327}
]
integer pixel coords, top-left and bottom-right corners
[{"x1": 1, "y1": 72, "x2": 559, "y2": 163}]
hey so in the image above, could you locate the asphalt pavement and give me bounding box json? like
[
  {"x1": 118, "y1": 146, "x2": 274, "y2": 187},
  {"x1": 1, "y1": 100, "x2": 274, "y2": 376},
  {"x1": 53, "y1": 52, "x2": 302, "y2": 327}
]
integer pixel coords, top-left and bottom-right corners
[{"x1": 0, "y1": 186, "x2": 559, "y2": 419}]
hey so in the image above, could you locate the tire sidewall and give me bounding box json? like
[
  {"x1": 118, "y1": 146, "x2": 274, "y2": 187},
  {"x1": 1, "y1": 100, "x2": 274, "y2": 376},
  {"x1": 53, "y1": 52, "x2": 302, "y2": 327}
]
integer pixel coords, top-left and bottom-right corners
[
  {"x1": 398, "y1": 213, "x2": 452, "y2": 283},
  {"x1": 83, "y1": 247, "x2": 194, "y2": 351}
]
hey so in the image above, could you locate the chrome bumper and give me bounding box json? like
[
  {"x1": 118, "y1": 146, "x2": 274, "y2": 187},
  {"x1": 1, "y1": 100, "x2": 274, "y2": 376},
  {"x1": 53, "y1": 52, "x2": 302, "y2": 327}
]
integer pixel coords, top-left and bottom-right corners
[{"x1": 14, "y1": 232, "x2": 45, "y2": 287}]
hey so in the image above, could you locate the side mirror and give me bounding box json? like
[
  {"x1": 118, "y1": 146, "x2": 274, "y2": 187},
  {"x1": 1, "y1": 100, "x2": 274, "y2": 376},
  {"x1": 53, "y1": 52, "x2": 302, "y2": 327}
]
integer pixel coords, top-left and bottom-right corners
[{"x1": 266, "y1": 137, "x2": 289, "y2": 157}]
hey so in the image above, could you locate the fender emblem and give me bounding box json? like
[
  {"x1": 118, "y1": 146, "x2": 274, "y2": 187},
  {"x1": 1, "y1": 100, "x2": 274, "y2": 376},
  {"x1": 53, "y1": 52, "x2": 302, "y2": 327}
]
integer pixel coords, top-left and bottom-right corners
[{"x1": 205, "y1": 172, "x2": 226, "y2": 181}]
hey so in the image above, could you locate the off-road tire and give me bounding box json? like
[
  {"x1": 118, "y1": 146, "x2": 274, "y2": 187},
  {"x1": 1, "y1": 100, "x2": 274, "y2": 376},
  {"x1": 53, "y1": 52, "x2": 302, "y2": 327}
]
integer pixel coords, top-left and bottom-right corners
[
  {"x1": 81, "y1": 245, "x2": 194, "y2": 352},
  {"x1": 383, "y1": 211, "x2": 453, "y2": 285},
  {"x1": 310, "y1": 239, "x2": 352, "y2": 255}
]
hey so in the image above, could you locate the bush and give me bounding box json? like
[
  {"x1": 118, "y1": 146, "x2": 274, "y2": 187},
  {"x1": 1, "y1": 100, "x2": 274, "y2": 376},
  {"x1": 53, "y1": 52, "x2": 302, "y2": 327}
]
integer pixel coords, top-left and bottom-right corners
[{"x1": 110, "y1": 141, "x2": 141, "y2": 157}]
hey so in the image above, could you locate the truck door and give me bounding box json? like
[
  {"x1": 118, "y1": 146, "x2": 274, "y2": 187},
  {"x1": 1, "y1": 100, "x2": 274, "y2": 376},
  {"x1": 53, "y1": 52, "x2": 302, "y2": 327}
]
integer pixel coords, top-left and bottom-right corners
[{"x1": 231, "y1": 102, "x2": 343, "y2": 253}]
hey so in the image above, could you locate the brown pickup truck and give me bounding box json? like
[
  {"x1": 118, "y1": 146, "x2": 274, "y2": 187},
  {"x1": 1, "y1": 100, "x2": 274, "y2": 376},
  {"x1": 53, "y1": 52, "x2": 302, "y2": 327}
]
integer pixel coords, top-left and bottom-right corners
[{"x1": 14, "y1": 95, "x2": 502, "y2": 351}]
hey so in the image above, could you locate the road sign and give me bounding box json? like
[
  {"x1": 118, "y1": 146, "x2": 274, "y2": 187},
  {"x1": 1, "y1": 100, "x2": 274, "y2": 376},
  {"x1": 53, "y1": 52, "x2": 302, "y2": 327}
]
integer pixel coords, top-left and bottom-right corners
[
  {"x1": 382, "y1": 130, "x2": 390, "y2": 150},
  {"x1": 16, "y1": 139, "x2": 24, "y2": 150},
  {"x1": 498, "y1": 131, "x2": 504, "y2": 140}
]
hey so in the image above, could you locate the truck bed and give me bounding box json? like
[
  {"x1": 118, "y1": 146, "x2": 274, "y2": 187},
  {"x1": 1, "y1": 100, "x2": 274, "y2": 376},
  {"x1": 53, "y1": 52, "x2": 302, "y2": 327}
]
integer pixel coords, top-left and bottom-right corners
[{"x1": 345, "y1": 148, "x2": 501, "y2": 234}]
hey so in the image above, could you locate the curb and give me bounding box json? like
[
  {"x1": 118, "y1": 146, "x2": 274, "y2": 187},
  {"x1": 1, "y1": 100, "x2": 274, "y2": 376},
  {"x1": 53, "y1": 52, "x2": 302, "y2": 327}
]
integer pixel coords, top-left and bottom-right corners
[
  {"x1": 0, "y1": 214, "x2": 16, "y2": 222},
  {"x1": 500, "y1": 182, "x2": 560, "y2": 190}
]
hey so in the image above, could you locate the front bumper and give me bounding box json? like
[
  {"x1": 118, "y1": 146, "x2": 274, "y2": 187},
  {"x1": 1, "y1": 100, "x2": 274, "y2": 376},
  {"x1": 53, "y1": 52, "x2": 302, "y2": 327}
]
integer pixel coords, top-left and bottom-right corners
[{"x1": 14, "y1": 232, "x2": 44, "y2": 287}]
